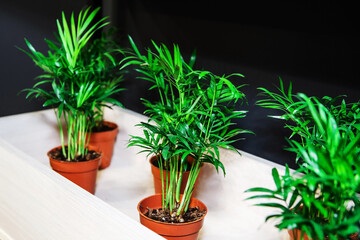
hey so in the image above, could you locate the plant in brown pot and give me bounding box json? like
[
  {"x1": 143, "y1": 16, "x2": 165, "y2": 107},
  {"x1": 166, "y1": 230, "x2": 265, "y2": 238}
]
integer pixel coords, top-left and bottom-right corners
[
  {"x1": 20, "y1": 7, "x2": 122, "y2": 193},
  {"x1": 122, "y1": 36, "x2": 252, "y2": 239},
  {"x1": 246, "y1": 93, "x2": 360, "y2": 240}
]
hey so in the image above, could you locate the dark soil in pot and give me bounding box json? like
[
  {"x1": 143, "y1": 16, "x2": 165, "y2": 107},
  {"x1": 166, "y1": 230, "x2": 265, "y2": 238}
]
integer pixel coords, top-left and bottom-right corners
[
  {"x1": 91, "y1": 122, "x2": 116, "y2": 132},
  {"x1": 48, "y1": 146, "x2": 101, "y2": 162},
  {"x1": 145, "y1": 206, "x2": 206, "y2": 224},
  {"x1": 138, "y1": 194, "x2": 207, "y2": 240}
]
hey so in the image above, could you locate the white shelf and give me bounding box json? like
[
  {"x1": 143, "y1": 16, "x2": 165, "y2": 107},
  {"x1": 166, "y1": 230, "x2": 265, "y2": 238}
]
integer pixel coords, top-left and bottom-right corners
[{"x1": 0, "y1": 107, "x2": 290, "y2": 240}]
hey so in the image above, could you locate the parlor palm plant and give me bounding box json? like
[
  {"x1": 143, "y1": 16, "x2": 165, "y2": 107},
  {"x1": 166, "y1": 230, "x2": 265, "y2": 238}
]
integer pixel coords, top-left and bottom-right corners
[
  {"x1": 256, "y1": 78, "x2": 360, "y2": 162},
  {"x1": 122, "y1": 36, "x2": 251, "y2": 222},
  {"x1": 21, "y1": 7, "x2": 122, "y2": 161},
  {"x1": 246, "y1": 94, "x2": 360, "y2": 240}
]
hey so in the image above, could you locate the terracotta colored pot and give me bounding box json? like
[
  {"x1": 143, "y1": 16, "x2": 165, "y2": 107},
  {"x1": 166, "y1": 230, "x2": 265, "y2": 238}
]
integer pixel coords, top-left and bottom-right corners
[
  {"x1": 48, "y1": 145, "x2": 101, "y2": 194},
  {"x1": 150, "y1": 155, "x2": 202, "y2": 195},
  {"x1": 88, "y1": 121, "x2": 118, "y2": 169},
  {"x1": 137, "y1": 194, "x2": 207, "y2": 240},
  {"x1": 288, "y1": 229, "x2": 358, "y2": 240},
  {"x1": 288, "y1": 229, "x2": 310, "y2": 240}
]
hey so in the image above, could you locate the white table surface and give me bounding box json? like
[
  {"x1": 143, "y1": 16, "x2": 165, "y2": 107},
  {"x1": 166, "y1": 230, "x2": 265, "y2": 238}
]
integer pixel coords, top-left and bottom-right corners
[{"x1": 0, "y1": 107, "x2": 290, "y2": 240}]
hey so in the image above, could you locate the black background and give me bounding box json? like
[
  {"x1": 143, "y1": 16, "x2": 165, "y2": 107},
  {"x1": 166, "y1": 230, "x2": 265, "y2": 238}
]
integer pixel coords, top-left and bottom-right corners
[{"x1": 1, "y1": 0, "x2": 359, "y2": 169}]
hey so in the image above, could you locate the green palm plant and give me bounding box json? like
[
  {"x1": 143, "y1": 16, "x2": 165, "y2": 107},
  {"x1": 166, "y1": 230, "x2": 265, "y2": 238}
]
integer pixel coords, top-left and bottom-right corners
[
  {"x1": 257, "y1": 78, "x2": 360, "y2": 163},
  {"x1": 246, "y1": 93, "x2": 360, "y2": 240},
  {"x1": 21, "y1": 7, "x2": 122, "y2": 161},
  {"x1": 122, "y1": 36, "x2": 251, "y2": 221}
]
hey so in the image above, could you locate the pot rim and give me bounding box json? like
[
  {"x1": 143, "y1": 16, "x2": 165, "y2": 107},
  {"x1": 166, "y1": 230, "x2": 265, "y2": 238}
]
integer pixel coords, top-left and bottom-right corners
[
  {"x1": 91, "y1": 120, "x2": 118, "y2": 133},
  {"x1": 47, "y1": 145, "x2": 102, "y2": 163},
  {"x1": 137, "y1": 193, "x2": 207, "y2": 226},
  {"x1": 149, "y1": 154, "x2": 203, "y2": 171}
]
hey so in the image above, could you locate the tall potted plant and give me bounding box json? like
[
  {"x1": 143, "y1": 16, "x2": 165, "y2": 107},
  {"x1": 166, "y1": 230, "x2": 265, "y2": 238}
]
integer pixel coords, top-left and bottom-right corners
[
  {"x1": 246, "y1": 93, "x2": 360, "y2": 240},
  {"x1": 122, "y1": 36, "x2": 251, "y2": 239},
  {"x1": 21, "y1": 7, "x2": 121, "y2": 193}
]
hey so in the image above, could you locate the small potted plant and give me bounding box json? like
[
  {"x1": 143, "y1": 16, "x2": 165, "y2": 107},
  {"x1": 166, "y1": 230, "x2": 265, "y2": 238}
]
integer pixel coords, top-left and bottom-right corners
[
  {"x1": 246, "y1": 93, "x2": 360, "y2": 240},
  {"x1": 21, "y1": 7, "x2": 121, "y2": 193},
  {"x1": 81, "y1": 27, "x2": 125, "y2": 169},
  {"x1": 122, "y1": 36, "x2": 252, "y2": 239}
]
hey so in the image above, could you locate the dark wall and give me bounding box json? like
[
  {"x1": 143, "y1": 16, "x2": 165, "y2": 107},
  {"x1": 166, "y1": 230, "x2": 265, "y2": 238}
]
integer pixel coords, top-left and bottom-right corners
[
  {"x1": 112, "y1": 0, "x2": 360, "y2": 168},
  {"x1": 1, "y1": 0, "x2": 359, "y2": 169},
  {"x1": 0, "y1": 1, "x2": 89, "y2": 116}
]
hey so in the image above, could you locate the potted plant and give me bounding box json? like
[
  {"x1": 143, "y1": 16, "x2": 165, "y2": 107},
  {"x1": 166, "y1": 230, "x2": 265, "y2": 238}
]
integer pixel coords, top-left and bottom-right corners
[
  {"x1": 81, "y1": 27, "x2": 125, "y2": 169},
  {"x1": 246, "y1": 93, "x2": 360, "y2": 240},
  {"x1": 20, "y1": 7, "x2": 121, "y2": 193},
  {"x1": 122, "y1": 36, "x2": 252, "y2": 239}
]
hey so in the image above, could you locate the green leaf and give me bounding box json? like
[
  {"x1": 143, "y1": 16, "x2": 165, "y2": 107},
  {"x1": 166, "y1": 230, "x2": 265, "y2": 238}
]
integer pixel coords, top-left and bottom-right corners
[
  {"x1": 245, "y1": 187, "x2": 277, "y2": 194},
  {"x1": 254, "y1": 202, "x2": 288, "y2": 211},
  {"x1": 162, "y1": 145, "x2": 170, "y2": 160},
  {"x1": 272, "y1": 168, "x2": 282, "y2": 190}
]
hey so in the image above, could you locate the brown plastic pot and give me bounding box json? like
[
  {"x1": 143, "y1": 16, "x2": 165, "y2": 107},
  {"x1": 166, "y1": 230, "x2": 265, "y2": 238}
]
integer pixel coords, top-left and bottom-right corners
[
  {"x1": 288, "y1": 229, "x2": 358, "y2": 240},
  {"x1": 48, "y1": 145, "x2": 101, "y2": 194},
  {"x1": 288, "y1": 229, "x2": 310, "y2": 240},
  {"x1": 88, "y1": 121, "x2": 118, "y2": 169},
  {"x1": 137, "y1": 194, "x2": 207, "y2": 240},
  {"x1": 150, "y1": 155, "x2": 202, "y2": 195}
]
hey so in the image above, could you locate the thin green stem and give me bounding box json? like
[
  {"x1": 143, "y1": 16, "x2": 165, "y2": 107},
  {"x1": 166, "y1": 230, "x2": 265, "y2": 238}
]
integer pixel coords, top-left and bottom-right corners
[
  {"x1": 158, "y1": 155, "x2": 165, "y2": 207},
  {"x1": 177, "y1": 160, "x2": 201, "y2": 216}
]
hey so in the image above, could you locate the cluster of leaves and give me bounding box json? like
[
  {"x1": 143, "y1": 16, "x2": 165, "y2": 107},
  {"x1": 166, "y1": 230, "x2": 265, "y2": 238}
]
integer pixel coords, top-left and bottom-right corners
[
  {"x1": 122, "y1": 36, "x2": 251, "y2": 218},
  {"x1": 21, "y1": 7, "x2": 124, "y2": 160},
  {"x1": 257, "y1": 78, "x2": 360, "y2": 163},
  {"x1": 80, "y1": 27, "x2": 125, "y2": 128},
  {"x1": 246, "y1": 93, "x2": 360, "y2": 239}
]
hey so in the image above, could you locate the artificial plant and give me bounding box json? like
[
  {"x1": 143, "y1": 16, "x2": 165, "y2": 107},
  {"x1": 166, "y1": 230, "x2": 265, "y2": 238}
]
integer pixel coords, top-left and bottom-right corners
[
  {"x1": 246, "y1": 93, "x2": 360, "y2": 240},
  {"x1": 21, "y1": 7, "x2": 122, "y2": 161},
  {"x1": 123, "y1": 36, "x2": 251, "y2": 221}
]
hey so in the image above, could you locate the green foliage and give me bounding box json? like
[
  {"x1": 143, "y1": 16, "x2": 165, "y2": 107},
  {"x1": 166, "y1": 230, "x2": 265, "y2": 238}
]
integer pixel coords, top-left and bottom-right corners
[
  {"x1": 80, "y1": 27, "x2": 125, "y2": 128},
  {"x1": 20, "y1": 7, "x2": 124, "y2": 160},
  {"x1": 123, "y1": 36, "x2": 252, "y2": 218},
  {"x1": 246, "y1": 93, "x2": 360, "y2": 239},
  {"x1": 257, "y1": 78, "x2": 360, "y2": 163}
]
